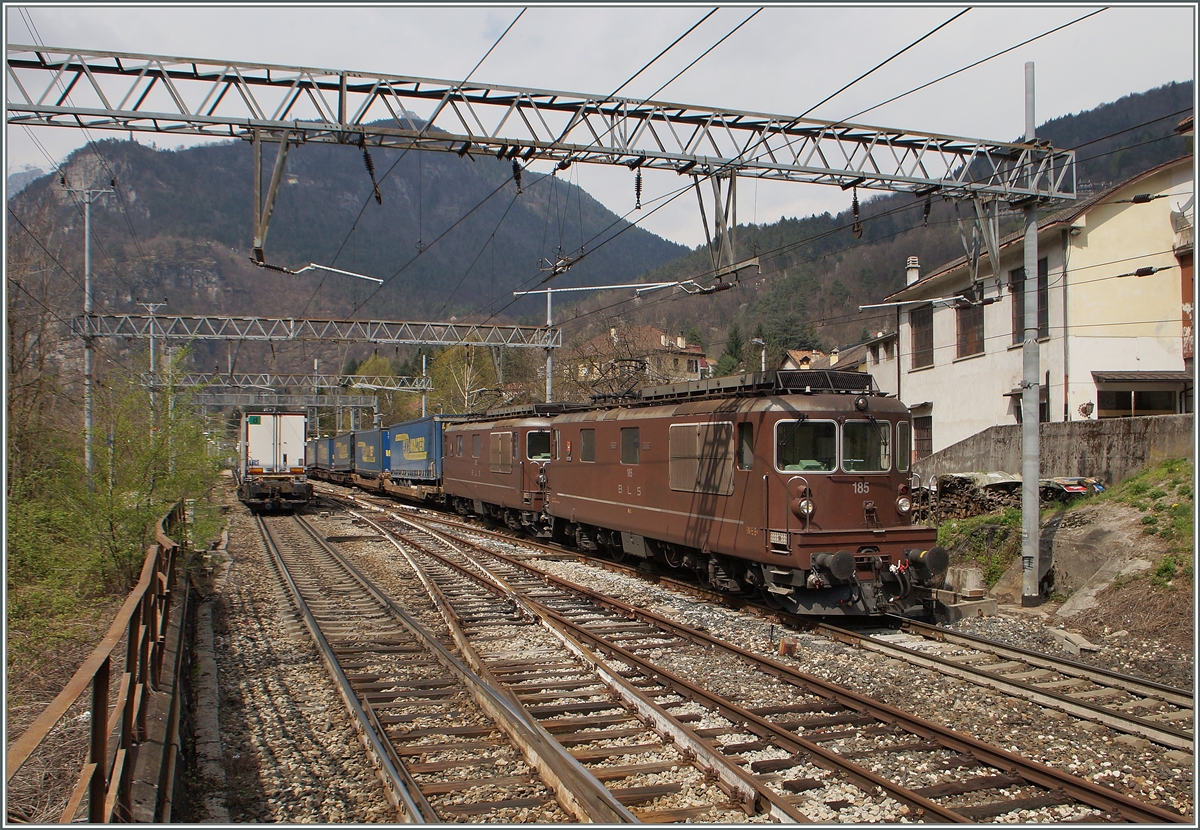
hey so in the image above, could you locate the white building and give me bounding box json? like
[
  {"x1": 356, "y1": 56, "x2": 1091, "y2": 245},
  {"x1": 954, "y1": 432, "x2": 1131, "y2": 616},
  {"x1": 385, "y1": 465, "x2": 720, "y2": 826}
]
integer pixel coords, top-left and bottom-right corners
[{"x1": 885, "y1": 155, "x2": 1193, "y2": 457}]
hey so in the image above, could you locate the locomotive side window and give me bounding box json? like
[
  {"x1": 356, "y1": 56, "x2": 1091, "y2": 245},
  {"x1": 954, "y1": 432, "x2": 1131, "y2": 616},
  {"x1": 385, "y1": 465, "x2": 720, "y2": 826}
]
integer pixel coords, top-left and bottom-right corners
[
  {"x1": 670, "y1": 422, "x2": 735, "y2": 494},
  {"x1": 580, "y1": 429, "x2": 596, "y2": 462},
  {"x1": 776, "y1": 421, "x2": 836, "y2": 472},
  {"x1": 843, "y1": 421, "x2": 891, "y2": 472},
  {"x1": 737, "y1": 423, "x2": 754, "y2": 471},
  {"x1": 552, "y1": 429, "x2": 560, "y2": 460},
  {"x1": 527, "y1": 430, "x2": 551, "y2": 460},
  {"x1": 620, "y1": 428, "x2": 640, "y2": 465},
  {"x1": 490, "y1": 431, "x2": 514, "y2": 473},
  {"x1": 896, "y1": 421, "x2": 912, "y2": 472},
  {"x1": 472, "y1": 433, "x2": 481, "y2": 458}
]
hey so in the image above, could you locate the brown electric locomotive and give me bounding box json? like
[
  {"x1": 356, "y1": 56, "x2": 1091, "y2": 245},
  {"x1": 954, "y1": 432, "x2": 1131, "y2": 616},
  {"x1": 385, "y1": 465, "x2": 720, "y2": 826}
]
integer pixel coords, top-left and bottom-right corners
[
  {"x1": 441, "y1": 372, "x2": 947, "y2": 617},
  {"x1": 442, "y1": 407, "x2": 567, "y2": 534}
]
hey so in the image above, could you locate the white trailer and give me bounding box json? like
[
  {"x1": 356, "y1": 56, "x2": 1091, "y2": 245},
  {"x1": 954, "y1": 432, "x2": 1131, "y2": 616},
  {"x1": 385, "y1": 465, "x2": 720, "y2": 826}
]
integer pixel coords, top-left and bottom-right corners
[{"x1": 237, "y1": 411, "x2": 312, "y2": 512}]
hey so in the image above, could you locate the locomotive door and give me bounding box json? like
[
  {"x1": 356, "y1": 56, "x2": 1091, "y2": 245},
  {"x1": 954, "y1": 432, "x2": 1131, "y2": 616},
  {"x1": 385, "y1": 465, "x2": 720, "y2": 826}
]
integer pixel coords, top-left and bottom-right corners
[
  {"x1": 523, "y1": 429, "x2": 551, "y2": 505},
  {"x1": 733, "y1": 418, "x2": 768, "y2": 558}
]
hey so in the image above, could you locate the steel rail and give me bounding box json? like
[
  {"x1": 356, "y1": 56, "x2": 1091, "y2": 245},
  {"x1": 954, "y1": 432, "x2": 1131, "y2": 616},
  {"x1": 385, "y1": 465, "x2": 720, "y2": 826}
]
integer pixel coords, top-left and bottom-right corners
[
  {"x1": 368, "y1": 508, "x2": 975, "y2": 821},
  {"x1": 516, "y1": 564, "x2": 1191, "y2": 824},
  {"x1": 350, "y1": 503, "x2": 811, "y2": 823},
  {"x1": 390, "y1": 507, "x2": 1190, "y2": 825},
  {"x1": 809, "y1": 620, "x2": 1193, "y2": 751},
  {"x1": 894, "y1": 616, "x2": 1194, "y2": 705},
  {"x1": 256, "y1": 515, "x2": 431, "y2": 822},
  {"x1": 313, "y1": 488, "x2": 1193, "y2": 820},
  {"x1": 287, "y1": 513, "x2": 639, "y2": 823}
]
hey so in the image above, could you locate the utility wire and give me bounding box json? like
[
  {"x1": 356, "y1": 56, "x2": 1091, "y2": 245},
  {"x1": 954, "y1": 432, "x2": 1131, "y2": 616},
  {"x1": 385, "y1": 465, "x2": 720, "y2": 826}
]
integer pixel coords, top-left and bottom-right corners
[
  {"x1": 607, "y1": 8, "x2": 718, "y2": 99},
  {"x1": 839, "y1": 8, "x2": 1106, "y2": 123},
  {"x1": 801, "y1": 8, "x2": 971, "y2": 118},
  {"x1": 300, "y1": 8, "x2": 527, "y2": 316}
]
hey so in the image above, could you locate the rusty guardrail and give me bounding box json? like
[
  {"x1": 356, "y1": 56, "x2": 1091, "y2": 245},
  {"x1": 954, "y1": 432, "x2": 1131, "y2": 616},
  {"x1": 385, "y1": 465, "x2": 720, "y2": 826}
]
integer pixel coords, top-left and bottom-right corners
[{"x1": 6, "y1": 501, "x2": 190, "y2": 823}]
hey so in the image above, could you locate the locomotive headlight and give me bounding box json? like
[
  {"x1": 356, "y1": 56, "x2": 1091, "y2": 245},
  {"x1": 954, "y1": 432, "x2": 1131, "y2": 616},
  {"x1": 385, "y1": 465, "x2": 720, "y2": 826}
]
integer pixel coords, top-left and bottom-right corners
[
  {"x1": 896, "y1": 496, "x2": 911, "y2": 513},
  {"x1": 798, "y1": 498, "x2": 815, "y2": 516}
]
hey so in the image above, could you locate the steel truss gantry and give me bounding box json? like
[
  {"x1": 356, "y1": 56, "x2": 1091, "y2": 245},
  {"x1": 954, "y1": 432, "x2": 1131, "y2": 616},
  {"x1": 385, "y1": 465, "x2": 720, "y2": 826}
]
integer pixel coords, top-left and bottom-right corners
[
  {"x1": 163, "y1": 373, "x2": 433, "y2": 392},
  {"x1": 192, "y1": 392, "x2": 376, "y2": 408},
  {"x1": 7, "y1": 44, "x2": 1076, "y2": 272},
  {"x1": 74, "y1": 314, "x2": 559, "y2": 348}
]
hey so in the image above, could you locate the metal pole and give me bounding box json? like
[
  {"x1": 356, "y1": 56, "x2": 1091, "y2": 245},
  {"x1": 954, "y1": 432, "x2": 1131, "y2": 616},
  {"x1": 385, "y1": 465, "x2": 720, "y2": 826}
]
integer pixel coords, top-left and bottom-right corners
[
  {"x1": 1021, "y1": 62, "x2": 1042, "y2": 608},
  {"x1": 84, "y1": 191, "x2": 94, "y2": 487},
  {"x1": 138, "y1": 301, "x2": 165, "y2": 426},
  {"x1": 546, "y1": 290, "x2": 553, "y2": 403},
  {"x1": 167, "y1": 346, "x2": 175, "y2": 476},
  {"x1": 421, "y1": 354, "x2": 427, "y2": 417}
]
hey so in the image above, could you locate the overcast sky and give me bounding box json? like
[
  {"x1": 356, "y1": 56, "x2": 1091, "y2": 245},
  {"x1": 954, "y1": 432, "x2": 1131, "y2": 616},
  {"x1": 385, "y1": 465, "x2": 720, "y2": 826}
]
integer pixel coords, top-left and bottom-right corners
[{"x1": 4, "y1": 3, "x2": 1196, "y2": 248}]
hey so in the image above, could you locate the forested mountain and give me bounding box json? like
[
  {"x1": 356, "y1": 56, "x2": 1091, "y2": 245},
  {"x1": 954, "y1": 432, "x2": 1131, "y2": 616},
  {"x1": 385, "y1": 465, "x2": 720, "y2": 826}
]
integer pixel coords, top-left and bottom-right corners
[{"x1": 9, "y1": 128, "x2": 688, "y2": 324}]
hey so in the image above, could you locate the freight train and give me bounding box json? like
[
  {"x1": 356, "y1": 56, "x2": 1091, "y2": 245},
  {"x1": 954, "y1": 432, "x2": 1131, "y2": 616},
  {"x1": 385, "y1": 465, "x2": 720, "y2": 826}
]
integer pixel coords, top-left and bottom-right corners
[{"x1": 306, "y1": 371, "x2": 948, "y2": 617}]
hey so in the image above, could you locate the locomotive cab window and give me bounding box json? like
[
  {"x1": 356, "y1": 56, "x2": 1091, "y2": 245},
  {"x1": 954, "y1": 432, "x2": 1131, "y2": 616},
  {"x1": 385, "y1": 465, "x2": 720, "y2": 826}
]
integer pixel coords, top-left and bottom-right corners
[
  {"x1": 620, "y1": 428, "x2": 640, "y2": 465},
  {"x1": 896, "y1": 421, "x2": 912, "y2": 472},
  {"x1": 736, "y1": 422, "x2": 754, "y2": 471},
  {"x1": 776, "y1": 421, "x2": 836, "y2": 472},
  {"x1": 472, "y1": 434, "x2": 481, "y2": 458},
  {"x1": 843, "y1": 421, "x2": 891, "y2": 472},
  {"x1": 456, "y1": 434, "x2": 463, "y2": 457},
  {"x1": 527, "y1": 430, "x2": 551, "y2": 460},
  {"x1": 580, "y1": 428, "x2": 596, "y2": 462}
]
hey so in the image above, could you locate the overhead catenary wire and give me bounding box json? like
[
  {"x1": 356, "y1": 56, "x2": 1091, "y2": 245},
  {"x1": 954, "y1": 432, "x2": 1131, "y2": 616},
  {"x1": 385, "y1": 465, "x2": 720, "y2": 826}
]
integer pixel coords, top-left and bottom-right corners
[
  {"x1": 800, "y1": 7, "x2": 971, "y2": 118},
  {"x1": 299, "y1": 7, "x2": 528, "y2": 316}
]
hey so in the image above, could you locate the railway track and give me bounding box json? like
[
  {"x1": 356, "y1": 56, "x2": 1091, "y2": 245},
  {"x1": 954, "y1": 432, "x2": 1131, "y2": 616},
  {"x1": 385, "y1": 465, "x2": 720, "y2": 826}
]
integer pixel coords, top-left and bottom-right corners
[
  {"x1": 336, "y1": 491, "x2": 1195, "y2": 751},
  {"x1": 335, "y1": 497, "x2": 1187, "y2": 823},
  {"x1": 813, "y1": 619, "x2": 1194, "y2": 752},
  {"x1": 255, "y1": 514, "x2": 632, "y2": 823}
]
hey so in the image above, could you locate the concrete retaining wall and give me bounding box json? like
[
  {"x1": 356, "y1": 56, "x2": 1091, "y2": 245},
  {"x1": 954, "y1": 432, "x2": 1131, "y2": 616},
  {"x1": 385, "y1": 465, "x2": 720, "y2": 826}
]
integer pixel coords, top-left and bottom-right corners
[{"x1": 913, "y1": 414, "x2": 1193, "y2": 485}]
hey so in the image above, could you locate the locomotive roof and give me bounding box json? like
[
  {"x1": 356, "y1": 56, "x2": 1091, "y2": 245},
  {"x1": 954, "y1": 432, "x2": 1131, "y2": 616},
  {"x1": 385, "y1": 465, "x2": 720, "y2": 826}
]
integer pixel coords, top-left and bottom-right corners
[{"x1": 603, "y1": 370, "x2": 879, "y2": 406}]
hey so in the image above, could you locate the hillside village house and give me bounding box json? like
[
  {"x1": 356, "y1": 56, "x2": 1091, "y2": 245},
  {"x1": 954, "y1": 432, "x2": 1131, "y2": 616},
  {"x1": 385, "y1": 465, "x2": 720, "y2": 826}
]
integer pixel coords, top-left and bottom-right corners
[
  {"x1": 571, "y1": 325, "x2": 707, "y2": 386},
  {"x1": 779, "y1": 334, "x2": 900, "y2": 399},
  {"x1": 885, "y1": 154, "x2": 1193, "y2": 458}
]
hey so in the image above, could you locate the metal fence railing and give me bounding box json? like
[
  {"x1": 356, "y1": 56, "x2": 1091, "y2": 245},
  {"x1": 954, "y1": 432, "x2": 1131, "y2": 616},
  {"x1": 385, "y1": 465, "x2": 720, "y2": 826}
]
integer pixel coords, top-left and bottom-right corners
[{"x1": 6, "y1": 501, "x2": 191, "y2": 822}]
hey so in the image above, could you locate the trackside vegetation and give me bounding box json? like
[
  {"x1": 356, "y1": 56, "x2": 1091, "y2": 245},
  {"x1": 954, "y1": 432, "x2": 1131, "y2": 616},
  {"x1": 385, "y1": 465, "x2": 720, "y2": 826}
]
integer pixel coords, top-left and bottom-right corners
[
  {"x1": 935, "y1": 459, "x2": 1194, "y2": 591},
  {"x1": 6, "y1": 348, "x2": 224, "y2": 684}
]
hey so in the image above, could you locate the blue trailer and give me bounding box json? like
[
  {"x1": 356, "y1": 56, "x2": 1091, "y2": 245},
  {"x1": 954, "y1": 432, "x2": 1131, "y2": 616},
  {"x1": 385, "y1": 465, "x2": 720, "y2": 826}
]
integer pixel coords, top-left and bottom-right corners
[
  {"x1": 383, "y1": 415, "x2": 457, "y2": 502},
  {"x1": 354, "y1": 428, "x2": 388, "y2": 489},
  {"x1": 315, "y1": 437, "x2": 332, "y2": 471},
  {"x1": 330, "y1": 432, "x2": 355, "y2": 483}
]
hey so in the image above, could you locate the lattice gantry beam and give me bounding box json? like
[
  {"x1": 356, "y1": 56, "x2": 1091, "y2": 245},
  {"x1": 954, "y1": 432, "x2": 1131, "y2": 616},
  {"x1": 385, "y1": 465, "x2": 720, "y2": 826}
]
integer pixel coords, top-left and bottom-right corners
[
  {"x1": 7, "y1": 44, "x2": 1076, "y2": 202},
  {"x1": 193, "y1": 393, "x2": 377, "y2": 408},
  {"x1": 158, "y1": 373, "x2": 433, "y2": 391},
  {"x1": 76, "y1": 314, "x2": 560, "y2": 348}
]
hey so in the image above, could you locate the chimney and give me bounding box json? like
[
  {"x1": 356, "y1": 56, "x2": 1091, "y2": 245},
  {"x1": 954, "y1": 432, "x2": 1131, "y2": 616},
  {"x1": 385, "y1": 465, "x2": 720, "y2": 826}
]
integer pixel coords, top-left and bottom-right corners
[
  {"x1": 829, "y1": 348, "x2": 839, "y2": 367},
  {"x1": 906, "y1": 256, "x2": 920, "y2": 286},
  {"x1": 677, "y1": 332, "x2": 686, "y2": 349},
  {"x1": 660, "y1": 333, "x2": 668, "y2": 347}
]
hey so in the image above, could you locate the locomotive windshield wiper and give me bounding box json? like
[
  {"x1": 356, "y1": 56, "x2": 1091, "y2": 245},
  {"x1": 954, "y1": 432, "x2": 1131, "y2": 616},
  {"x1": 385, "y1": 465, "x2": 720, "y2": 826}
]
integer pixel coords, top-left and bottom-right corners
[{"x1": 776, "y1": 414, "x2": 808, "y2": 469}]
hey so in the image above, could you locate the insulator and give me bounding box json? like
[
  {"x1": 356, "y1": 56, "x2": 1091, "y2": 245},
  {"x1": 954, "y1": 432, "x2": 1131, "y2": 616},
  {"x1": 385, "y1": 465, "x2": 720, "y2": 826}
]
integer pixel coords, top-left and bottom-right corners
[
  {"x1": 634, "y1": 169, "x2": 643, "y2": 210},
  {"x1": 852, "y1": 187, "x2": 863, "y2": 239},
  {"x1": 362, "y1": 147, "x2": 376, "y2": 178},
  {"x1": 512, "y1": 159, "x2": 523, "y2": 193},
  {"x1": 60, "y1": 172, "x2": 66, "y2": 186},
  {"x1": 922, "y1": 195, "x2": 931, "y2": 227}
]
